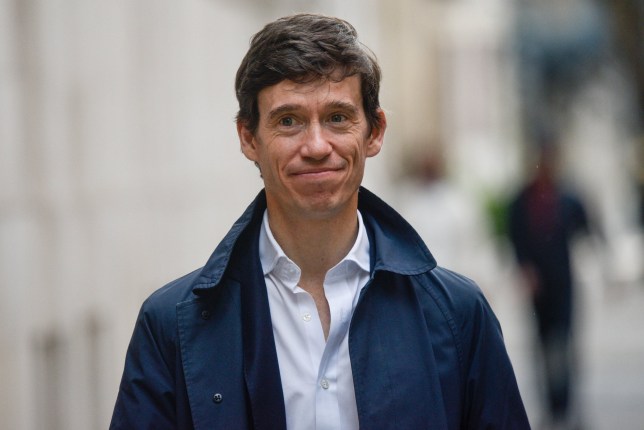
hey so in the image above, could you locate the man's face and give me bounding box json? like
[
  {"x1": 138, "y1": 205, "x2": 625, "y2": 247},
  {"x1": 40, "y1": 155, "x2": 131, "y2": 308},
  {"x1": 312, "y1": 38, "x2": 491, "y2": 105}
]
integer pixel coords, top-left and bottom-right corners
[{"x1": 238, "y1": 75, "x2": 386, "y2": 221}]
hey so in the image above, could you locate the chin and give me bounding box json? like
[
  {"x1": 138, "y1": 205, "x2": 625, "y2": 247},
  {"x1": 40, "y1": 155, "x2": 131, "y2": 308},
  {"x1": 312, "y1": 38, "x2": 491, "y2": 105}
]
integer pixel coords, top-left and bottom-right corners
[{"x1": 296, "y1": 190, "x2": 356, "y2": 218}]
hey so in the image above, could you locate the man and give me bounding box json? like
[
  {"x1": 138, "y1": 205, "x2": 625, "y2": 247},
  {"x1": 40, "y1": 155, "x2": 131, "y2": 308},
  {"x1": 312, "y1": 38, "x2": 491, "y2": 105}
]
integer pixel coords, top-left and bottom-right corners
[
  {"x1": 111, "y1": 13, "x2": 530, "y2": 429},
  {"x1": 508, "y1": 136, "x2": 589, "y2": 429}
]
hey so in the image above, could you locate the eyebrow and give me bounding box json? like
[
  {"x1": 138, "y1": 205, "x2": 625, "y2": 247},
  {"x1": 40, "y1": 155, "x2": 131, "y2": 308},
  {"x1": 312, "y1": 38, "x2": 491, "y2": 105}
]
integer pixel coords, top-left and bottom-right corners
[
  {"x1": 327, "y1": 101, "x2": 359, "y2": 116},
  {"x1": 267, "y1": 104, "x2": 301, "y2": 122},
  {"x1": 267, "y1": 101, "x2": 360, "y2": 122}
]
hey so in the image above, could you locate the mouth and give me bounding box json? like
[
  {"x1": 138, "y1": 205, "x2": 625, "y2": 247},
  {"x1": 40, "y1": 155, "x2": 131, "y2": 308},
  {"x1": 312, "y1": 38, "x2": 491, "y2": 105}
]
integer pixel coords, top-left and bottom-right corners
[
  {"x1": 290, "y1": 166, "x2": 342, "y2": 178},
  {"x1": 288, "y1": 167, "x2": 345, "y2": 188}
]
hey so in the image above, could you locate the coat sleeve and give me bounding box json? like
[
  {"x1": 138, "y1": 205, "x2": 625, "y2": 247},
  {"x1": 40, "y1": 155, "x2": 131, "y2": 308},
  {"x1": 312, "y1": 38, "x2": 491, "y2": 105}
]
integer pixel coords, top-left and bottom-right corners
[
  {"x1": 110, "y1": 297, "x2": 178, "y2": 430},
  {"x1": 457, "y1": 284, "x2": 531, "y2": 429}
]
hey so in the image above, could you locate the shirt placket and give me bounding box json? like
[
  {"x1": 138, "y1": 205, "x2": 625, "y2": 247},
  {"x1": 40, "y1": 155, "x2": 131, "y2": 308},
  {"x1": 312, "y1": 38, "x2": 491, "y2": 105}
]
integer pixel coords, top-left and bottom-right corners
[{"x1": 315, "y1": 272, "x2": 352, "y2": 430}]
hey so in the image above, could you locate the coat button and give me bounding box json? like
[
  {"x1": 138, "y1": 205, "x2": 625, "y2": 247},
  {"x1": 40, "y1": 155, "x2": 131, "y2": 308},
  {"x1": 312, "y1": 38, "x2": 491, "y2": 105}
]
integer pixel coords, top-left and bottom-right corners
[
  {"x1": 201, "y1": 310, "x2": 211, "y2": 320},
  {"x1": 213, "y1": 393, "x2": 223, "y2": 403}
]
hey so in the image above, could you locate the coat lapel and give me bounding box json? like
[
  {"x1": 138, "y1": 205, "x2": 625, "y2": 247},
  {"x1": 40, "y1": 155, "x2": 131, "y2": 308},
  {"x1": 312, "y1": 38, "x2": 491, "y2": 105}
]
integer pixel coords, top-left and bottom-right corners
[
  {"x1": 233, "y1": 213, "x2": 287, "y2": 430},
  {"x1": 176, "y1": 281, "x2": 250, "y2": 429},
  {"x1": 177, "y1": 239, "x2": 287, "y2": 429}
]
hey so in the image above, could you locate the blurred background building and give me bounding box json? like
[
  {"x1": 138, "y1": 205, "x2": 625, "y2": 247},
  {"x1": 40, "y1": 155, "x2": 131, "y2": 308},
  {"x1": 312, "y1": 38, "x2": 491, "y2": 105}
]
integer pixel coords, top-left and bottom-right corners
[{"x1": 1, "y1": 0, "x2": 642, "y2": 428}]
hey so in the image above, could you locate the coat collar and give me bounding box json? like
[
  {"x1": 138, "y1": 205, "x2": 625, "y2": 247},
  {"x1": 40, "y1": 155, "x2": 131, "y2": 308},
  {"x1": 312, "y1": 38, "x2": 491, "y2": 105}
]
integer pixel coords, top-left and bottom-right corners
[{"x1": 190, "y1": 187, "x2": 437, "y2": 295}]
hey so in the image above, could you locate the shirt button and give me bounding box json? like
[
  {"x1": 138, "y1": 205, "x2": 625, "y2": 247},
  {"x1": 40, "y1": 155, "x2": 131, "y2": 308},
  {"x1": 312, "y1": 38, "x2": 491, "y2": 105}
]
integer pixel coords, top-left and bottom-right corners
[
  {"x1": 320, "y1": 378, "x2": 329, "y2": 390},
  {"x1": 302, "y1": 313, "x2": 312, "y2": 322}
]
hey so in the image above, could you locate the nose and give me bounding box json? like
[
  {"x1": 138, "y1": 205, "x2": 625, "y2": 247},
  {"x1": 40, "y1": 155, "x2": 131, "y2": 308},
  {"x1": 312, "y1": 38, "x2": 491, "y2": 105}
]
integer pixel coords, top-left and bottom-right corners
[{"x1": 301, "y1": 123, "x2": 332, "y2": 160}]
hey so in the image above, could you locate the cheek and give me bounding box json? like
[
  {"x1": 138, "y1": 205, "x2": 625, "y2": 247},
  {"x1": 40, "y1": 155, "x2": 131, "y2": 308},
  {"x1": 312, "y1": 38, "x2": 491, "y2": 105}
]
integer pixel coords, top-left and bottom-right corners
[
  {"x1": 345, "y1": 146, "x2": 367, "y2": 173},
  {"x1": 353, "y1": 135, "x2": 371, "y2": 160},
  {"x1": 258, "y1": 144, "x2": 291, "y2": 176}
]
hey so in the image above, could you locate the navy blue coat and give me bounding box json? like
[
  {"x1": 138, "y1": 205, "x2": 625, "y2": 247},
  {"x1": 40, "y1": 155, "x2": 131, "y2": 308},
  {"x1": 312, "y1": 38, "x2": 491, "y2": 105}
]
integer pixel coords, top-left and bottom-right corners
[{"x1": 110, "y1": 188, "x2": 530, "y2": 429}]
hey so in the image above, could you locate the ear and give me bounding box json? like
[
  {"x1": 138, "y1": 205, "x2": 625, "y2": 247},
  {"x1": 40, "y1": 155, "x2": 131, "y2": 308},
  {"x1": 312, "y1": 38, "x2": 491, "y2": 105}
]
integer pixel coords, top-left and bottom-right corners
[
  {"x1": 237, "y1": 121, "x2": 259, "y2": 162},
  {"x1": 366, "y1": 108, "x2": 386, "y2": 158}
]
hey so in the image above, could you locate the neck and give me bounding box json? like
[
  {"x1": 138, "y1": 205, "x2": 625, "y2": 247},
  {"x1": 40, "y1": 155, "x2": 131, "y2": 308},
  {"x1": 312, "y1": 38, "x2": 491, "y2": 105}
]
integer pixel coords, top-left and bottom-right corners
[{"x1": 266, "y1": 205, "x2": 359, "y2": 280}]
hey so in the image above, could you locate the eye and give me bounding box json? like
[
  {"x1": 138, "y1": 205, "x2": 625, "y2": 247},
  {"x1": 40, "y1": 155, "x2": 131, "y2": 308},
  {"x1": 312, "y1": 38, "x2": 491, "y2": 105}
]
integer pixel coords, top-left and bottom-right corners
[
  {"x1": 279, "y1": 116, "x2": 294, "y2": 126},
  {"x1": 330, "y1": 114, "x2": 346, "y2": 123}
]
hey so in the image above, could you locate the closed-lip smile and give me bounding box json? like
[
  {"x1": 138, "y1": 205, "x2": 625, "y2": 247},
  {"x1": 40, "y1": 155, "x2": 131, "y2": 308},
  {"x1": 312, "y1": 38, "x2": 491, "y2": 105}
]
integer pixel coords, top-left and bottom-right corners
[{"x1": 291, "y1": 166, "x2": 341, "y2": 176}]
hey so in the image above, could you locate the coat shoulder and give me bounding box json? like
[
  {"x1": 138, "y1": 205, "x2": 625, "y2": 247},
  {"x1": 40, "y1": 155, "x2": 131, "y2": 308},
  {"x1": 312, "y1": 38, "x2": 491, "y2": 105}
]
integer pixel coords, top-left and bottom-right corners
[
  {"x1": 133, "y1": 268, "x2": 206, "y2": 347},
  {"x1": 420, "y1": 266, "x2": 491, "y2": 320},
  {"x1": 414, "y1": 266, "x2": 503, "y2": 367},
  {"x1": 142, "y1": 269, "x2": 203, "y2": 314}
]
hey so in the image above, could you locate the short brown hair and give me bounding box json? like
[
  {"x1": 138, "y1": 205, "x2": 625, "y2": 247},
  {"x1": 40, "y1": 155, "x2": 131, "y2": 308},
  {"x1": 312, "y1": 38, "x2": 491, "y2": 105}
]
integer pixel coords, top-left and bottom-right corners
[{"x1": 235, "y1": 13, "x2": 382, "y2": 133}]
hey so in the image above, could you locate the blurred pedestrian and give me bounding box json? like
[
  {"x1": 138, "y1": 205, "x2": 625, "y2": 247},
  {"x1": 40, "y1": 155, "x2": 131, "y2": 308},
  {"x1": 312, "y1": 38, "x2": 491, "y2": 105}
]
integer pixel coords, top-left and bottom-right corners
[
  {"x1": 397, "y1": 148, "x2": 494, "y2": 286},
  {"x1": 508, "y1": 134, "x2": 590, "y2": 429}
]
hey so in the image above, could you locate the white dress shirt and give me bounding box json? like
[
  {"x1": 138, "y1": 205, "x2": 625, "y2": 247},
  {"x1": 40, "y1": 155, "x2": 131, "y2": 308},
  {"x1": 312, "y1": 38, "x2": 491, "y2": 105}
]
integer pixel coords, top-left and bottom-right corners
[{"x1": 259, "y1": 210, "x2": 370, "y2": 430}]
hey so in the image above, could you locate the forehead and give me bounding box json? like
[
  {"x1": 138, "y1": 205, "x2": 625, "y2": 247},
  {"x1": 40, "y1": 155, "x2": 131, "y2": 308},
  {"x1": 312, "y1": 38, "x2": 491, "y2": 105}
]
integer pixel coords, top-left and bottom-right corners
[{"x1": 256, "y1": 75, "x2": 363, "y2": 114}]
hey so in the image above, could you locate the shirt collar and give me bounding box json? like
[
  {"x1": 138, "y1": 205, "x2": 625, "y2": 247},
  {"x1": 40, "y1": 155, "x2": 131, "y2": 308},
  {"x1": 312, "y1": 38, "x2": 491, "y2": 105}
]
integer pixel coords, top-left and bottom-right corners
[
  {"x1": 258, "y1": 210, "x2": 370, "y2": 280},
  {"x1": 191, "y1": 188, "x2": 437, "y2": 295}
]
